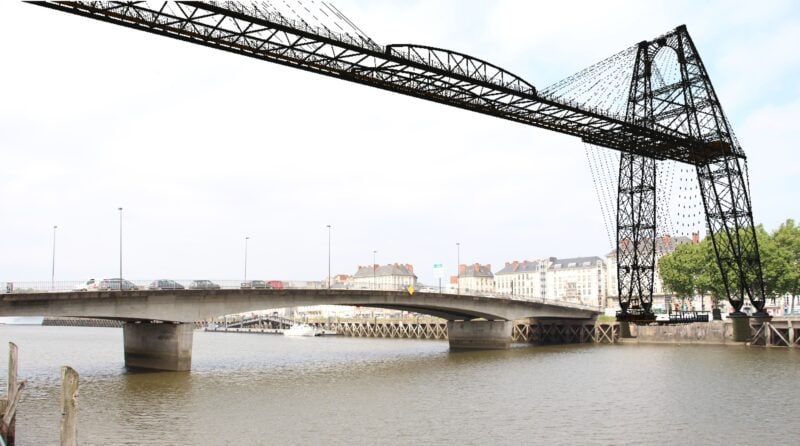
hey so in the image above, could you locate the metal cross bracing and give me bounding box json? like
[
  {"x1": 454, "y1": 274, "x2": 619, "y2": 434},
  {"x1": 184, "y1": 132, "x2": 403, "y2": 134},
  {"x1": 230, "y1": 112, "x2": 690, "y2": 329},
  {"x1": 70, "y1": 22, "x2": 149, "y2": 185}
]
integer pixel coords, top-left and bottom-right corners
[{"x1": 30, "y1": 2, "x2": 766, "y2": 315}]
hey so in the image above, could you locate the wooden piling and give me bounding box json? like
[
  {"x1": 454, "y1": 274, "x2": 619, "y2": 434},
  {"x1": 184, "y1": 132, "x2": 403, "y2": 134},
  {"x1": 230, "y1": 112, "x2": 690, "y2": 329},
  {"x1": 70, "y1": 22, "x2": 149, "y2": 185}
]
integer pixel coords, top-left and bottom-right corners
[
  {"x1": 1, "y1": 342, "x2": 23, "y2": 446},
  {"x1": 60, "y1": 366, "x2": 79, "y2": 446}
]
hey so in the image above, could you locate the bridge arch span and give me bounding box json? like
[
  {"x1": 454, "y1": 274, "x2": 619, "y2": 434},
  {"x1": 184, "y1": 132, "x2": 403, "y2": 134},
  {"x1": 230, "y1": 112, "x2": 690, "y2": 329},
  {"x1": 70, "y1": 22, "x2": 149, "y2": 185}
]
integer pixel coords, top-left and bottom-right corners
[
  {"x1": 0, "y1": 289, "x2": 599, "y2": 323},
  {"x1": 1, "y1": 289, "x2": 599, "y2": 370}
]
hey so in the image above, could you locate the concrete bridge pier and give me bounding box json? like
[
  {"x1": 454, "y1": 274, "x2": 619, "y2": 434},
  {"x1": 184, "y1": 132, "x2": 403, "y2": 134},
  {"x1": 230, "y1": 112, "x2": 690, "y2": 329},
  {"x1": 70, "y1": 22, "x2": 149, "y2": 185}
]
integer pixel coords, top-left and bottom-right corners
[
  {"x1": 123, "y1": 322, "x2": 194, "y2": 371},
  {"x1": 447, "y1": 320, "x2": 512, "y2": 350}
]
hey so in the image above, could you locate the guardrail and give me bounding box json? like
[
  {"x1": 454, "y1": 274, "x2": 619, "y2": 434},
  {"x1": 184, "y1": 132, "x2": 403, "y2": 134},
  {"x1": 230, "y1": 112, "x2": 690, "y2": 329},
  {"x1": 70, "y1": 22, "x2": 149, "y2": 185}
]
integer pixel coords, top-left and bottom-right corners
[{"x1": 0, "y1": 280, "x2": 602, "y2": 312}]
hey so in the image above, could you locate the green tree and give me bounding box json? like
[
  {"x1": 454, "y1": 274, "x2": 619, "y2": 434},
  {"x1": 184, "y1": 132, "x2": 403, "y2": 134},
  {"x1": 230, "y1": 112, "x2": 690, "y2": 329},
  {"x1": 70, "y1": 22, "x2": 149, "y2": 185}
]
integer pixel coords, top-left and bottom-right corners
[
  {"x1": 773, "y1": 219, "x2": 800, "y2": 311},
  {"x1": 659, "y1": 241, "x2": 704, "y2": 304},
  {"x1": 755, "y1": 224, "x2": 787, "y2": 300}
]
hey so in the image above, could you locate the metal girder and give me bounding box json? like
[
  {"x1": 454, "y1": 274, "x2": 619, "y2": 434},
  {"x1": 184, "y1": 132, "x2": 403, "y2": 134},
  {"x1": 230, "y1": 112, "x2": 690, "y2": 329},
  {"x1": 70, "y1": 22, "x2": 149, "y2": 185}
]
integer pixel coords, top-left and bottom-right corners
[{"x1": 31, "y1": 1, "x2": 732, "y2": 165}]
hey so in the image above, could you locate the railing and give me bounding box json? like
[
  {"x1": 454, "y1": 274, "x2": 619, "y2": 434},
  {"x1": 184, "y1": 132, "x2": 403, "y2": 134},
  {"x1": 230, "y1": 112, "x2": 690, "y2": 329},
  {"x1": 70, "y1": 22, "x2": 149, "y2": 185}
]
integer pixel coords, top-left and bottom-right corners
[{"x1": 1, "y1": 280, "x2": 602, "y2": 312}]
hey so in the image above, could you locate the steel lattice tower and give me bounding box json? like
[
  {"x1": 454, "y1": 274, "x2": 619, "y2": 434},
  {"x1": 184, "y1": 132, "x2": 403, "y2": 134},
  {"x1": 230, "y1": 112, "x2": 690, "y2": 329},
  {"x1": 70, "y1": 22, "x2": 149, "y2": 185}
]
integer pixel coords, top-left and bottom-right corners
[{"x1": 616, "y1": 26, "x2": 766, "y2": 317}]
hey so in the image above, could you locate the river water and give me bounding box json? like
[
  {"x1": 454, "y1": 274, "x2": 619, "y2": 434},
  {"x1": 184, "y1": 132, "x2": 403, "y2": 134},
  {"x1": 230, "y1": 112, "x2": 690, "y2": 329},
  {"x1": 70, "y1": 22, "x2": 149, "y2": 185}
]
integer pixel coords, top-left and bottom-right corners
[{"x1": 1, "y1": 325, "x2": 799, "y2": 445}]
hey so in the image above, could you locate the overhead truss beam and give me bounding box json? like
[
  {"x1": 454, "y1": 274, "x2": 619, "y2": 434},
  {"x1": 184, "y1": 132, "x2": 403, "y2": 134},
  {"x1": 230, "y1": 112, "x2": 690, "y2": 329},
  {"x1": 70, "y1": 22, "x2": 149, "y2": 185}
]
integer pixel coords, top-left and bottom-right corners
[{"x1": 31, "y1": 0, "x2": 739, "y2": 166}]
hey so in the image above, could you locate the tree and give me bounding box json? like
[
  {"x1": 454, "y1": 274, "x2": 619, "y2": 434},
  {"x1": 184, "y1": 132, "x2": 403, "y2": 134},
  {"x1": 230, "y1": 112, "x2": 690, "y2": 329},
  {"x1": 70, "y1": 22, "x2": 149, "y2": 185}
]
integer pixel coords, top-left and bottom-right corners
[
  {"x1": 697, "y1": 235, "x2": 725, "y2": 307},
  {"x1": 755, "y1": 224, "x2": 787, "y2": 301},
  {"x1": 773, "y1": 219, "x2": 800, "y2": 311},
  {"x1": 659, "y1": 241, "x2": 704, "y2": 307}
]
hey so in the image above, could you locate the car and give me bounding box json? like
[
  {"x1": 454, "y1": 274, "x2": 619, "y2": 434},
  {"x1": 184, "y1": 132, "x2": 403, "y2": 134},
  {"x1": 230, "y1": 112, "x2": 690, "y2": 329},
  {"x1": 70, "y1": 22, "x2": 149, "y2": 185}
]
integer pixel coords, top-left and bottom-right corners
[
  {"x1": 76, "y1": 278, "x2": 138, "y2": 291},
  {"x1": 266, "y1": 280, "x2": 284, "y2": 289},
  {"x1": 147, "y1": 279, "x2": 185, "y2": 290},
  {"x1": 240, "y1": 280, "x2": 269, "y2": 289},
  {"x1": 189, "y1": 280, "x2": 221, "y2": 290}
]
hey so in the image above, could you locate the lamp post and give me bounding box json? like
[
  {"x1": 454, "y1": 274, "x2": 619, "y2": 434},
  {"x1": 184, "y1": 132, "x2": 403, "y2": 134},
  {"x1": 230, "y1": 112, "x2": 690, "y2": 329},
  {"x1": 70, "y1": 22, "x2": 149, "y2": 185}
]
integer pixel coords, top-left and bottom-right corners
[
  {"x1": 456, "y1": 242, "x2": 460, "y2": 296},
  {"x1": 373, "y1": 250, "x2": 377, "y2": 290},
  {"x1": 118, "y1": 207, "x2": 123, "y2": 286},
  {"x1": 327, "y1": 225, "x2": 331, "y2": 290},
  {"x1": 51, "y1": 225, "x2": 58, "y2": 290},
  {"x1": 244, "y1": 236, "x2": 250, "y2": 283}
]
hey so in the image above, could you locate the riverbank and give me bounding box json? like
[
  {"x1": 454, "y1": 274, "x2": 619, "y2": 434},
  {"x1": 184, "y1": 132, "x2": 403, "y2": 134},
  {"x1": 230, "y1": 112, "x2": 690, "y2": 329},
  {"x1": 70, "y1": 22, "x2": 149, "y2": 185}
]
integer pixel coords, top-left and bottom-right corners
[{"x1": 622, "y1": 317, "x2": 800, "y2": 347}]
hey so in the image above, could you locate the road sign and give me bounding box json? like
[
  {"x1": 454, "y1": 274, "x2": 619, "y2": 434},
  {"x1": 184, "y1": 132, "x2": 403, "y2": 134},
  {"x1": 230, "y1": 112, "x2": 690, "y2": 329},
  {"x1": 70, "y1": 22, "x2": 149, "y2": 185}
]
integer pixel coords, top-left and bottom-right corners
[{"x1": 433, "y1": 263, "x2": 444, "y2": 279}]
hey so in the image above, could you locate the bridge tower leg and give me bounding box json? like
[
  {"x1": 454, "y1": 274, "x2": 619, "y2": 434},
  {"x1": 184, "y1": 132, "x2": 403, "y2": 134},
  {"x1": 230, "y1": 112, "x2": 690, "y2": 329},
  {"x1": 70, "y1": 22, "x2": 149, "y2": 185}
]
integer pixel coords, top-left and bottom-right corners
[
  {"x1": 447, "y1": 320, "x2": 512, "y2": 349},
  {"x1": 123, "y1": 322, "x2": 194, "y2": 371},
  {"x1": 673, "y1": 28, "x2": 766, "y2": 317},
  {"x1": 617, "y1": 26, "x2": 767, "y2": 328},
  {"x1": 617, "y1": 41, "x2": 657, "y2": 323}
]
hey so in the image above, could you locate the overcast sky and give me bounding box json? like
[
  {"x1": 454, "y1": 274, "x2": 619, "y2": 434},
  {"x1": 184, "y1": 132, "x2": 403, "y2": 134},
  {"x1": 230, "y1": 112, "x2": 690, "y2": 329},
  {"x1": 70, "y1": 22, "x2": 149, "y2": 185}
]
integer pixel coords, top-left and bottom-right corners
[{"x1": 1, "y1": 1, "x2": 798, "y2": 285}]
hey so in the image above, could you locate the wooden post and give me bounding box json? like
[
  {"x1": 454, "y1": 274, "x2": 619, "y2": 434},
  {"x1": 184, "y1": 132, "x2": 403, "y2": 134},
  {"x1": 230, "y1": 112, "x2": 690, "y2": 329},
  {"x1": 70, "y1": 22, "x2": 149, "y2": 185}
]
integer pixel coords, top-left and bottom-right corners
[
  {"x1": 2, "y1": 342, "x2": 23, "y2": 446},
  {"x1": 60, "y1": 366, "x2": 79, "y2": 446},
  {"x1": 7, "y1": 343, "x2": 16, "y2": 406}
]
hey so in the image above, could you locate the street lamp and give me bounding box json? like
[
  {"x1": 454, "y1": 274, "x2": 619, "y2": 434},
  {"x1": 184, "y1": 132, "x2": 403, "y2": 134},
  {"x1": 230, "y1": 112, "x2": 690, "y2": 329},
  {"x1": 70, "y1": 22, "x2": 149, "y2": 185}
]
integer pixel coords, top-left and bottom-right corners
[
  {"x1": 327, "y1": 225, "x2": 331, "y2": 290},
  {"x1": 373, "y1": 250, "x2": 377, "y2": 290},
  {"x1": 118, "y1": 207, "x2": 123, "y2": 286},
  {"x1": 244, "y1": 236, "x2": 250, "y2": 282},
  {"x1": 456, "y1": 242, "x2": 460, "y2": 296},
  {"x1": 51, "y1": 225, "x2": 58, "y2": 290}
]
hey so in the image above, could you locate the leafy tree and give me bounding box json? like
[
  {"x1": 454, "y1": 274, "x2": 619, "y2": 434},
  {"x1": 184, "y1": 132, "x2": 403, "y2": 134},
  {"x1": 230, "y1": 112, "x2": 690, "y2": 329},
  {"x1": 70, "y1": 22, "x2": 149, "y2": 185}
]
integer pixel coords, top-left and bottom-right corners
[
  {"x1": 658, "y1": 220, "x2": 800, "y2": 313},
  {"x1": 755, "y1": 224, "x2": 787, "y2": 301},
  {"x1": 773, "y1": 219, "x2": 800, "y2": 310},
  {"x1": 659, "y1": 241, "x2": 703, "y2": 303},
  {"x1": 697, "y1": 236, "x2": 725, "y2": 307}
]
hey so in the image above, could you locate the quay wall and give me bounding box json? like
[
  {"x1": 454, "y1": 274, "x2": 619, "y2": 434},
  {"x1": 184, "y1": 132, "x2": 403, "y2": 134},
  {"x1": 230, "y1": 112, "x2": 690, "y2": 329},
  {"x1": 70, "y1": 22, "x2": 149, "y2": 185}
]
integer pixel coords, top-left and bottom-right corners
[
  {"x1": 624, "y1": 317, "x2": 800, "y2": 348},
  {"x1": 624, "y1": 321, "x2": 735, "y2": 345}
]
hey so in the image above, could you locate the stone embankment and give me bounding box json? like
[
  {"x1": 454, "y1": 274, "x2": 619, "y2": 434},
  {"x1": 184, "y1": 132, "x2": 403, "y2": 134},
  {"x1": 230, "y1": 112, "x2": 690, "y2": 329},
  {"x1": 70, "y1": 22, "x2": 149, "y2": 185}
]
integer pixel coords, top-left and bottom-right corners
[{"x1": 622, "y1": 317, "x2": 800, "y2": 347}]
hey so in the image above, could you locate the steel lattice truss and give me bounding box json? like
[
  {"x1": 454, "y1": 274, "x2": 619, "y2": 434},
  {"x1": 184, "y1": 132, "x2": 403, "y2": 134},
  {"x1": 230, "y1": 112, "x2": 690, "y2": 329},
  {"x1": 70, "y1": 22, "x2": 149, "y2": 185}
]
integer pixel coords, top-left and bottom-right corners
[{"x1": 30, "y1": 2, "x2": 766, "y2": 314}]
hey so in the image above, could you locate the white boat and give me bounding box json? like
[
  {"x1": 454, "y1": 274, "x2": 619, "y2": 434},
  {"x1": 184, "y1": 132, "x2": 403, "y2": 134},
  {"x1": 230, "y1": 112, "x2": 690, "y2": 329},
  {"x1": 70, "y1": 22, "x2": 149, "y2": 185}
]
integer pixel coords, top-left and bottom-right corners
[{"x1": 283, "y1": 324, "x2": 317, "y2": 337}]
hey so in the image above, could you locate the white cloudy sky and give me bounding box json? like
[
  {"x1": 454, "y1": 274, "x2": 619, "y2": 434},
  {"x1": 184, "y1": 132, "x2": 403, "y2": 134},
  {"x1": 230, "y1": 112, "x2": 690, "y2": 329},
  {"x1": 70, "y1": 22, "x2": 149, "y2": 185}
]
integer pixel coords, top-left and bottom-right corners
[{"x1": 0, "y1": 1, "x2": 798, "y2": 285}]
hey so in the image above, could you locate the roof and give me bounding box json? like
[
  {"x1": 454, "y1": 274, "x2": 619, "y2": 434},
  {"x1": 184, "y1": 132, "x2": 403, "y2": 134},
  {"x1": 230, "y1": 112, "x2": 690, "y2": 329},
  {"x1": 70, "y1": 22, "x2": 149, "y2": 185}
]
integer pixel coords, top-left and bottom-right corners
[
  {"x1": 353, "y1": 264, "x2": 416, "y2": 279},
  {"x1": 495, "y1": 259, "x2": 552, "y2": 275},
  {"x1": 549, "y1": 256, "x2": 604, "y2": 269},
  {"x1": 459, "y1": 264, "x2": 493, "y2": 278},
  {"x1": 605, "y1": 235, "x2": 694, "y2": 258}
]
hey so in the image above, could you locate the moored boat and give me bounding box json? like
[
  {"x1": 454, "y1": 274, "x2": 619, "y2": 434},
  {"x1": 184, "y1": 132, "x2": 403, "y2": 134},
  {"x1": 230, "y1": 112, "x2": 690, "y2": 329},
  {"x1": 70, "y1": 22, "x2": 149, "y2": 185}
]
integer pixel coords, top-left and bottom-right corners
[{"x1": 283, "y1": 324, "x2": 316, "y2": 337}]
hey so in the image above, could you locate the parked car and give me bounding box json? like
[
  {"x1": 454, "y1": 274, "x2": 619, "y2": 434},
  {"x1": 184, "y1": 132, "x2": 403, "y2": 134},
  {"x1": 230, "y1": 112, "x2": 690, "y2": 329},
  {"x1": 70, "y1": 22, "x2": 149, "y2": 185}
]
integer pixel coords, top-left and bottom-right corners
[
  {"x1": 240, "y1": 280, "x2": 269, "y2": 289},
  {"x1": 148, "y1": 279, "x2": 185, "y2": 290},
  {"x1": 267, "y1": 280, "x2": 284, "y2": 289},
  {"x1": 76, "y1": 278, "x2": 137, "y2": 291},
  {"x1": 189, "y1": 280, "x2": 221, "y2": 290}
]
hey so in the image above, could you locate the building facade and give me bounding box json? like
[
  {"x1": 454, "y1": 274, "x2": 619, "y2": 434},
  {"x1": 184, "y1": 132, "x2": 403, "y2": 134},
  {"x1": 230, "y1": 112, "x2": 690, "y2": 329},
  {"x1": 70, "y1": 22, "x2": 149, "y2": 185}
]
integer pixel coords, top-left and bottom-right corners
[
  {"x1": 494, "y1": 259, "x2": 551, "y2": 298},
  {"x1": 456, "y1": 263, "x2": 494, "y2": 295},
  {"x1": 547, "y1": 257, "x2": 607, "y2": 306},
  {"x1": 352, "y1": 263, "x2": 417, "y2": 290}
]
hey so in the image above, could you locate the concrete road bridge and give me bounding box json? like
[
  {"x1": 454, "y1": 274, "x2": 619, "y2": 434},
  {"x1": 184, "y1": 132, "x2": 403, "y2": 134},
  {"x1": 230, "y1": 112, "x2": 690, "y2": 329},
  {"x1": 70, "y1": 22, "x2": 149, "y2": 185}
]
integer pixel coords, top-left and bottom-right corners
[{"x1": 1, "y1": 288, "x2": 600, "y2": 371}]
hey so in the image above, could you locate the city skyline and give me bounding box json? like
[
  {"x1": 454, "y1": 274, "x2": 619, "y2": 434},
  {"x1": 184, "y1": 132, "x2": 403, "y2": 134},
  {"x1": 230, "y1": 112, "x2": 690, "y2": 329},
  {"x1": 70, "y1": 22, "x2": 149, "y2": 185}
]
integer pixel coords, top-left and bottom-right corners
[{"x1": 1, "y1": 1, "x2": 798, "y2": 286}]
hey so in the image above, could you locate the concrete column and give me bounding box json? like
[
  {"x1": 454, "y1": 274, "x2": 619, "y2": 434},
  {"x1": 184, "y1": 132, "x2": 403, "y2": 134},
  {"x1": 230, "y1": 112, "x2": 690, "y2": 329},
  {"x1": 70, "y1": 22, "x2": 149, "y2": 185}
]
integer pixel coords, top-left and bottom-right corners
[
  {"x1": 447, "y1": 320, "x2": 512, "y2": 350},
  {"x1": 728, "y1": 312, "x2": 751, "y2": 342},
  {"x1": 123, "y1": 322, "x2": 193, "y2": 371},
  {"x1": 619, "y1": 321, "x2": 633, "y2": 338}
]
